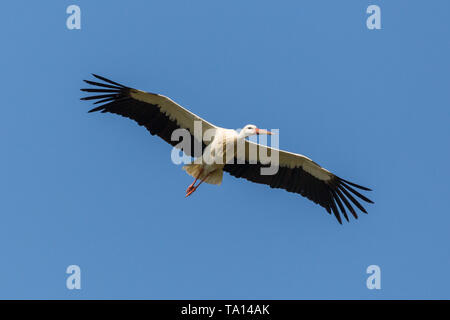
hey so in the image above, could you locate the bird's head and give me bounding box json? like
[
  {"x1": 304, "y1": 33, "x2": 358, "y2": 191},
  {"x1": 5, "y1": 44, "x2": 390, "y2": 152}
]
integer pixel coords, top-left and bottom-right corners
[{"x1": 240, "y1": 124, "x2": 273, "y2": 138}]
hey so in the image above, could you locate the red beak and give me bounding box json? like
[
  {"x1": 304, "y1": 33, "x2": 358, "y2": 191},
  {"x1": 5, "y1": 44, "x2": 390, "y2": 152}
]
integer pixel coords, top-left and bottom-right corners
[{"x1": 255, "y1": 128, "x2": 273, "y2": 135}]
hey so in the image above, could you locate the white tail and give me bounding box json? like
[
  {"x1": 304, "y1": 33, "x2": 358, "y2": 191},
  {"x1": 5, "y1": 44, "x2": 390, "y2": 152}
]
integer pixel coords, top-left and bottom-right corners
[{"x1": 182, "y1": 164, "x2": 223, "y2": 185}]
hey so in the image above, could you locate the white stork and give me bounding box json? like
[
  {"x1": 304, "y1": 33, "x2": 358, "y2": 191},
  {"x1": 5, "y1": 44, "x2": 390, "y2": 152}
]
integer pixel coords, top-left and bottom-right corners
[{"x1": 81, "y1": 74, "x2": 373, "y2": 224}]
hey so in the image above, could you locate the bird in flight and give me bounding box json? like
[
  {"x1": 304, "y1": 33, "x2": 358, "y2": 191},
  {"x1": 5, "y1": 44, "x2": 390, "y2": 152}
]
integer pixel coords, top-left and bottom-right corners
[{"x1": 81, "y1": 74, "x2": 373, "y2": 224}]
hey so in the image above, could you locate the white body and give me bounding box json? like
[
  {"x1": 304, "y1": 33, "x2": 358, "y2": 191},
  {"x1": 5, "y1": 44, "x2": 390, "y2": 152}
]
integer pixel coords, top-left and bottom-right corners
[{"x1": 183, "y1": 127, "x2": 240, "y2": 185}]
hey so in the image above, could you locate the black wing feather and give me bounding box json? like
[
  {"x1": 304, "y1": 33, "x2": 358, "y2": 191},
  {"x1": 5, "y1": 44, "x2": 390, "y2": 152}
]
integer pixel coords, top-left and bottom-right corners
[
  {"x1": 81, "y1": 74, "x2": 204, "y2": 157},
  {"x1": 223, "y1": 147, "x2": 373, "y2": 223}
]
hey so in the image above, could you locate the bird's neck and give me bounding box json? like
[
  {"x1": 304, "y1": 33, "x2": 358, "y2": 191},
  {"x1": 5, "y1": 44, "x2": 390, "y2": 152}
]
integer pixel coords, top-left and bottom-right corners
[{"x1": 237, "y1": 131, "x2": 249, "y2": 140}]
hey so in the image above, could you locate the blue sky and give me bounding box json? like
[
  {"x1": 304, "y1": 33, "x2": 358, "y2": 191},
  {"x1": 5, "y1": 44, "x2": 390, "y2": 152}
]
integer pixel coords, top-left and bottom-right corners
[{"x1": 1, "y1": 0, "x2": 449, "y2": 299}]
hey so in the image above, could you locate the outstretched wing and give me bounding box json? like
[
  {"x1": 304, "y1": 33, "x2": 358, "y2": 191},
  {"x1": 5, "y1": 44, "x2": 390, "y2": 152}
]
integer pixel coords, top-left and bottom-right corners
[
  {"x1": 81, "y1": 74, "x2": 217, "y2": 157},
  {"x1": 223, "y1": 140, "x2": 373, "y2": 224}
]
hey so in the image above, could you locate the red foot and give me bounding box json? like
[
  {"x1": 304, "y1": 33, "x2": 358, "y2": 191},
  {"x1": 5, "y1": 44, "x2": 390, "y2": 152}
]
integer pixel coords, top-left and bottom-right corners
[
  {"x1": 186, "y1": 184, "x2": 195, "y2": 194},
  {"x1": 185, "y1": 186, "x2": 197, "y2": 197}
]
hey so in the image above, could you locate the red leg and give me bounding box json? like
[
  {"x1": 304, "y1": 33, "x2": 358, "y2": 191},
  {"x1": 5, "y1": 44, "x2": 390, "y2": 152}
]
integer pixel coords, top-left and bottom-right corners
[
  {"x1": 186, "y1": 168, "x2": 203, "y2": 193},
  {"x1": 185, "y1": 171, "x2": 213, "y2": 198}
]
